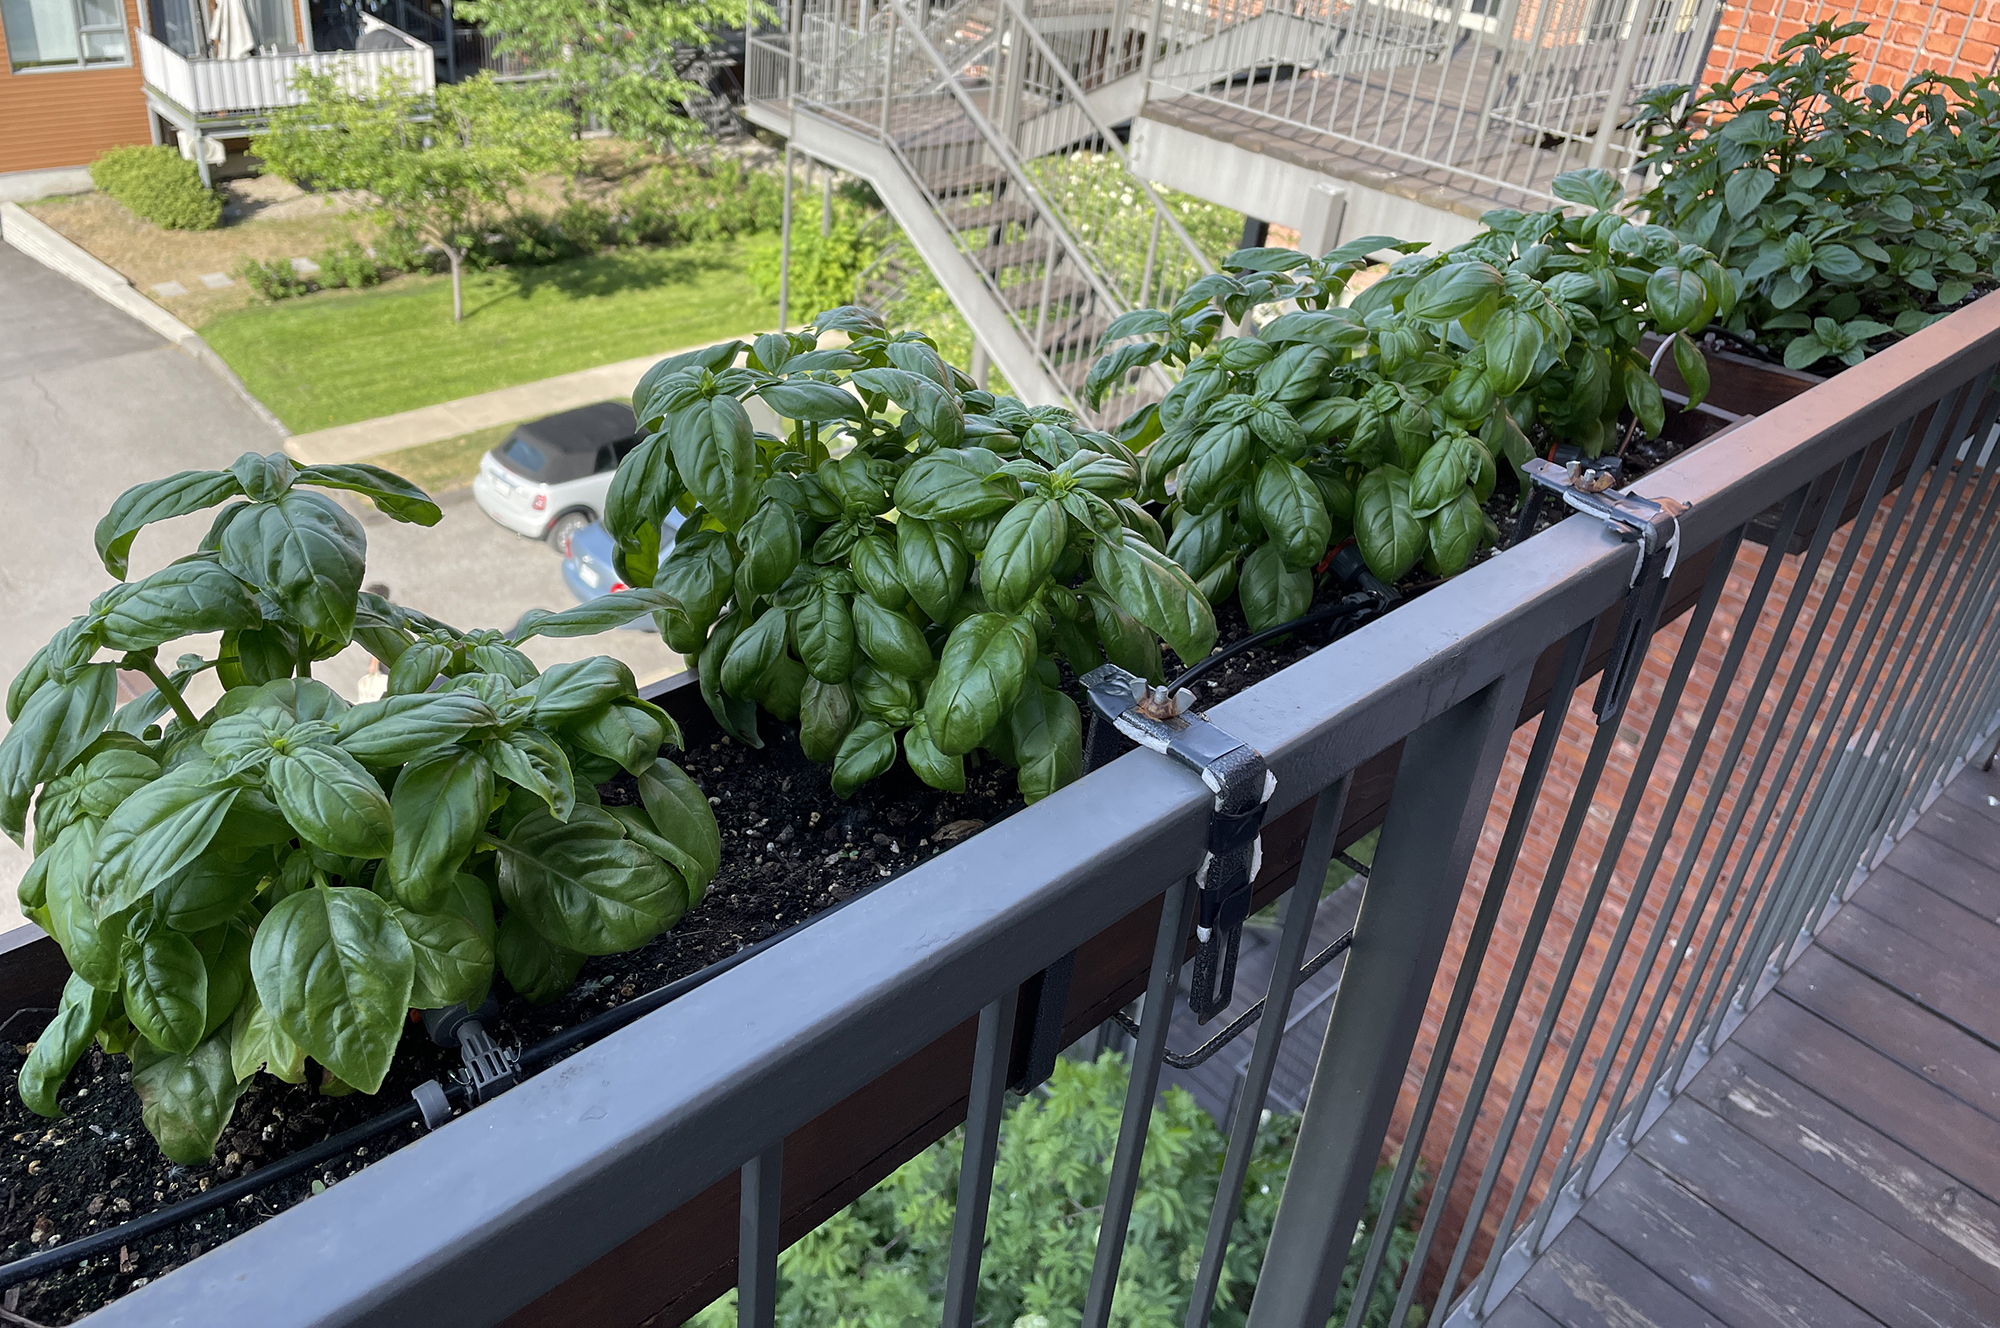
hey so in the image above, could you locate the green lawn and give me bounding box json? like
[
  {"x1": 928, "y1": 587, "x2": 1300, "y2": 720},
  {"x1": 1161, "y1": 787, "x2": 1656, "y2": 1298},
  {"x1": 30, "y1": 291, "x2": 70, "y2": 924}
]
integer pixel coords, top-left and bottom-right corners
[{"x1": 204, "y1": 239, "x2": 778, "y2": 432}]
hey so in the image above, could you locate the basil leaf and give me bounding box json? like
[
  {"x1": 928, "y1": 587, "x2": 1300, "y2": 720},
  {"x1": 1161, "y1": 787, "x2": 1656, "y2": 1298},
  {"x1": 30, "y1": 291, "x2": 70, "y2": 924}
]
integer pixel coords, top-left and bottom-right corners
[
  {"x1": 799, "y1": 677, "x2": 856, "y2": 764},
  {"x1": 794, "y1": 587, "x2": 857, "y2": 683},
  {"x1": 1355, "y1": 466, "x2": 1424, "y2": 583},
  {"x1": 697, "y1": 610, "x2": 762, "y2": 747},
  {"x1": 44, "y1": 822, "x2": 124, "y2": 991},
  {"x1": 157, "y1": 854, "x2": 263, "y2": 933},
  {"x1": 636, "y1": 757, "x2": 721, "y2": 906},
  {"x1": 1410, "y1": 435, "x2": 1475, "y2": 518},
  {"x1": 267, "y1": 745, "x2": 393, "y2": 859},
  {"x1": 1238, "y1": 540, "x2": 1315, "y2": 632},
  {"x1": 1404, "y1": 259, "x2": 1505, "y2": 321},
  {"x1": 980, "y1": 494, "x2": 1067, "y2": 614},
  {"x1": 655, "y1": 528, "x2": 735, "y2": 652},
  {"x1": 1088, "y1": 591, "x2": 1164, "y2": 684},
  {"x1": 94, "y1": 559, "x2": 261, "y2": 650},
  {"x1": 20, "y1": 973, "x2": 114, "y2": 1116},
  {"x1": 1427, "y1": 490, "x2": 1485, "y2": 576},
  {"x1": 1088, "y1": 537, "x2": 1218, "y2": 667},
  {"x1": 1008, "y1": 685, "x2": 1083, "y2": 804},
  {"x1": 671, "y1": 395, "x2": 758, "y2": 530},
  {"x1": 1672, "y1": 332, "x2": 1711, "y2": 411},
  {"x1": 531, "y1": 656, "x2": 639, "y2": 728},
  {"x1": 925, "y1": 612, "x2": 1036, "y2": 757},
  {"x1": 217, "y1": 489, "x2": 366, "y2": 644},
  {"x1": 759, "y1": 378, "x2": 863, "y2": 422},
  {"x1": 496, "y1": 805, "x2": 686, "y2": 954},
  {"x1": 252, "y1": 884, "x2": 414, "y2": 1094},
  {"x1": 604, "y1": 432, "x2": 678, "y2": 547},
  {"x1": 386, "y1": 749, "x2": 491, "y2": 911},
  {"x1": 195, "y1": 920, "x2": 252, "y2": 1038},
  {"x1": 229, "y1": 982, "x2": 305, "y2": 1084},
  {"x1": 488, "y1": 728, "x2": 576, "y2": 822},
  {"x1": 130, "y1": 1028, "x2": 245, "y2": 1163},
  {"x1": 831, "y1": 719, "x2": 897, "y2": 798},
  {"x1": 853, "y1": 594, "x2": 935, "y2": 680},
  {"x1": 1253, "y1": 460, "x2": 1333, "y2": 570},
  {"x1": 122, "y1": 927, "x2": 209, "y2": 1055},
  {"x1": 720, "y1": 606, "x2": 789, "y2": 697},
  {"x1": 292, "y1": 462, "x2": 442, "y2": 526},
  {"x1": 1481, "y1": 307, "x2": 1545, "y2": 397},
  {"x1": 1645, "y1": 266, "x2": 1711, "y2": 334},
  {"x1": 94, "y1": 767, "x2": 240, "y2": 921},
  {"x1": 389, "y1": 901, "x2": 494, "y2": 1011},
  {"x1": 893, "y1": 453, "x2": 1018, "y2": 521},
  {"x1": 95, "y1": 469, "x2": 244, "y2": 578},
  {"x1": 896, "y1": 517, "x2": 970, "y2": 622},
  {"x1": 851, "y1": 534, "x2": 909, "y2": 609},
  {"x1": 509, "y1": 588, "x2": 681, "y2": 644},
  {"x1": 1625, "y1": 361, "x2": 1667, "y2": 438},
  {"x1": 496, "y1": 911, "x2": 585, "y2": 1004},
  {"x1": 1085, "y1": 340, "x2": 1166, "y2": 409},
  {"x1": 0, "y1": 663, "x2": 117, "y2": 844},
  {"x1": 1180, "y1": 421, "x2": 1254, "y2": 512},
  {"x1": 335, "y1": 692, "x2": 498, "y2": 766},
  {"x1": 737, "y1": 501, "x2": 802, "y2": 603}
]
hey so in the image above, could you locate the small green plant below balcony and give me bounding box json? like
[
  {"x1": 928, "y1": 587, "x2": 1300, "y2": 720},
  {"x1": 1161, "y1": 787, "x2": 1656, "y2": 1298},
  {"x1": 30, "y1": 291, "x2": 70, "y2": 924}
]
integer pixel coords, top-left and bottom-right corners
[{"x1": 3, "y1": 454, "x2": 718, "y2": 1162}]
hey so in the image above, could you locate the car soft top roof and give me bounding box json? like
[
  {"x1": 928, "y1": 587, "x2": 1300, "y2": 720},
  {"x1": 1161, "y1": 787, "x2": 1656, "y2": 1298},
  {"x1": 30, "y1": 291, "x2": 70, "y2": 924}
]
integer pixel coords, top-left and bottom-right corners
[{"x1": 510, "y1": 401, "x2": 639, "y2": 454}]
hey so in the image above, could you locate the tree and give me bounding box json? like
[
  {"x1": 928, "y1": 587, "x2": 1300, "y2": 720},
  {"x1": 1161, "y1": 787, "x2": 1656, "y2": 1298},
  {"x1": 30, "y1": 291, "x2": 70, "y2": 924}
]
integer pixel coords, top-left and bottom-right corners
[
  {"x1": 451, "y1": 0, "x2": 746, "y2": 150},
  {"x1": 691, "y1": 1052, "x2": 1429, "y2": 1327},
  {"x1": 255, "y1": 73, "x2": 575, "y2": 322}
]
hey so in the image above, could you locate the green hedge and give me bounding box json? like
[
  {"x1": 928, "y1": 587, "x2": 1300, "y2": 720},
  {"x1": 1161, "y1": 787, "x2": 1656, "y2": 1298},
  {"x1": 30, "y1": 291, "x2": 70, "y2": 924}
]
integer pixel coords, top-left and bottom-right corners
[{"x1": 89, "y1": 145, "x2": 223, "y2": 231}]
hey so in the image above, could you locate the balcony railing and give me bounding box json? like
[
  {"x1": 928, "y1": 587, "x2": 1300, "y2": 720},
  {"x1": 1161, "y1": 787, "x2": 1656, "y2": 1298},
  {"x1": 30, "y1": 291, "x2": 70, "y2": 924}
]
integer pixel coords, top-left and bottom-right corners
[{"x1": 138, "y1": 22, "x2": 433, "y2": 118}]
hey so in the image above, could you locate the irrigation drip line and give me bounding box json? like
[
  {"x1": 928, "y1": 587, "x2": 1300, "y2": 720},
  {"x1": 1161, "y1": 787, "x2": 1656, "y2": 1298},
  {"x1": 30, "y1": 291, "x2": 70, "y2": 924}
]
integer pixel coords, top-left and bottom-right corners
[
  {"x1": 1169, "y1": 600, "x2": 1377, "y2": 699},
  {"x1": 1113, "y1": 928, "x2": 1355, "y2": 1070}
]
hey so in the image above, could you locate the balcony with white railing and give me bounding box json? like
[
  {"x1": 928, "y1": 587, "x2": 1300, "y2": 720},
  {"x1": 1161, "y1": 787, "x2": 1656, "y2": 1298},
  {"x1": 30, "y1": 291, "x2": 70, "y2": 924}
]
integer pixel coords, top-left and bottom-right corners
[{"x1": 138, "y1": 18, "x2": 433, "y2": 122}]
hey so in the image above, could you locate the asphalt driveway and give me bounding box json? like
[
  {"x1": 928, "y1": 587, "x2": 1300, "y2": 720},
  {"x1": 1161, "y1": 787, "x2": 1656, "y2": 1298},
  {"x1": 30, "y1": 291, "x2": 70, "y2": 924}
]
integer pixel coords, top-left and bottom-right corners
[{"x1": 0, "y1": 244, "x2": 680, "y2": 926}]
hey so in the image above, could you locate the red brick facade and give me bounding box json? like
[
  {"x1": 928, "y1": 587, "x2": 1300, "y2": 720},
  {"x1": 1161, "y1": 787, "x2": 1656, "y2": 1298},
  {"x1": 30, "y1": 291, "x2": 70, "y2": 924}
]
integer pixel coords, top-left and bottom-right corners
[{"x1": 1702, "y1": 0, "x2": 2000, "y2": 89}]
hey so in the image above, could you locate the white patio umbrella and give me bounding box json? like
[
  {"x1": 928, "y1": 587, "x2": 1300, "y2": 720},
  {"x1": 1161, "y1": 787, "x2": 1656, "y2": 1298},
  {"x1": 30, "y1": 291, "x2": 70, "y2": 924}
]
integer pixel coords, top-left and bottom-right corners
[{"x1": 207, "y1": 0, "x2": 255, "y2": 59}]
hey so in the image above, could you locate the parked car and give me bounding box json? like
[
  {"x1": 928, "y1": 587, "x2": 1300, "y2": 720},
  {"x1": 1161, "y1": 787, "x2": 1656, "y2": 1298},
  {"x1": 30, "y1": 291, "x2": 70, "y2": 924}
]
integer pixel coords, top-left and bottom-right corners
[
  {"x1": 472, "y1": 401, "x2": 641, "y2": 548},
  {"x1": 560, "y1": 517, "x2": 685, "y2": 628}
]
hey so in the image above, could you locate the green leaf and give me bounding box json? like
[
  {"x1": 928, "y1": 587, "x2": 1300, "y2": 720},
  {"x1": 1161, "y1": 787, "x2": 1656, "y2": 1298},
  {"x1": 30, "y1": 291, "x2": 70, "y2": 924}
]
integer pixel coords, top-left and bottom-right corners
[
  {"x1": 94, "y1": 559, "x2": 261, "y2": 650},
  {"x1": 1088, "y1": 537, "x2": 1217, "y2": 667},
  {"x1": 1179, "y1": 422, "x2": 1253, "y2": 512},
  {"x1": 267, "y1": 744, "x2": 393, "y2": 858},
  {"x1": 156, "y1": 854, "x2": 262, "y2": 933},
  {"x1": 896, "y1": 518, "x2": 970, "y2": 622},
  {"x1": 636, "y1": 758, "x2": 721, "y2": 906},
  {"x1": 604, "y1": 432, "x2": 679, "y2": 549},
  {"x1": 1481, "y1": 308, "x2": 1545, "y2": 396},
  {"x1": 229, "y1": 982, "x2": 304, "y2": 1084},
  {"x1": 1404, "y1": 260, "x2": 1505, "y2": 321},
  {"x1": 386, "y1": 749, "x2": 491, "y2": 910},
  {"x1": 487, "y1": 728, "x2": 576, "y2": 822},
  {"x1": 1008, "y1": 685, "x2": 1082, "y2": 804},
  {"x1": 720, "y1": 606, "x2": 789, "y2": 697},
  {"x1": 44, "y1": 821, "x2": 123, "y2": 991},
  {"x1": 1085, "y1": 341, "x2": 1165, "y2": 409},
  {"x1": 195, "y1": 920, "x2": 251, "y2": 1038},
  {"x1": 1722, "y1": 167, "x2": 1776, "y2": 220},
  {"x1": 335, "y1": 691, "x2": 498, "y2": 766},
  {"x1": 738, "y1": 501, "x2": 802, "y2": 603},
  {"x1": 568, "y1": 703, "x2": 666, "y2": 777},
  {"x1": 1624, "y1": 363, "x2": 1666, "y2": 438},
  {"x1": 850, "y1": 534, "x2": 909, "y2": 610},
  {"x1": 509, "y1": 588, "x2": 681, "y2": 643},
  {"x1": 531, "y1": 656, "x2": 639, "y2": 727},
  {"x1": 389, "y1": 901, "x2": 494, "y2": 1010},
  {"x1": 799, "y1": 677, "x2": 856, "y2": 764},
  {"x1": 217, "y1": 489, "x2": 367, "y2": 644},
  {"x1": 1551, "y1": 168, "x2": 1622, "y2": 211},
  {"x1": 697, "y1": 611, "x2": 762, "y2": 747},
  {"x1": 925, "y1": 612, "x2": 1037, "y2": 756},
  {"x1": 671, "y1": 395, "x2": 758, "y2": 530},
  {"x1": 130, "y1": 1028, "x2": 245, "y2": 1163},
  {"x1": 293, "y1": 463, "x2": 442, "y2": 526},
  {"x1": 496, "y1": 805, "x2": 686, "y2": 954},
  {"x1": 831, "y1": 719, "x2": 897, "y2": 798},
  {"x1": 1410, "y1": 436, "x2": 1475, "y2": 518},
  {"x1": 121, "y1": 927, "x2": 209, "y2": 1054},
  {"x1": 1671, "y1": 333, "x2": 1711, "y2": 411},
  {"x1": 1784, "y1": 334, "x2": 1829, "y2": 370},
  {"x1": 1252, "y1": 460, "x2": 1332, "y2": 570},
  {"x1": 1355, "y1": 467, "x2": 1423, "y2": 583},
  {"x1": 95, "y1": 469, "x2": 244, "y2": 579},
  {"x1": 759, "y1": 378, "x2": 862, "y2": 422},
  {"x1": 980, "y1": 494, "x2": 1068, "y2": 614},
  {"x1": 496, "y1": 911, "x2": 585, "y2": 1004},
  {"x1": 20, "y1": 973, "x2": 115, "y2": 1116},
  {"x1": 93, "y1": 766, "x2": 240, "y2": 921},
  {"x1": 902, "y1": 721, "x2": 965, "y2": 793},
  {"x1": 251, "y1": 884, "x2": 413, "y2": 1094},
  {"x1": 1089, "y1": 593, "x2": 1163, "y2": 684},
  {"x1": 1427, "y1": 490, "x2": 1485, "y2": 576},
  {"x1": 654, "y1": 529, "x2": 735, "y2": 652},
  {"x1": 795, "y1": 587, "x2": 857, "y2": 683},
  {"x1": 1238, "y1": 541, "x2": 1314, "y2": 632},
  {"x1": 853, "y1": 594, "x2": 935, "y2": 679},
  {"x1": 1645, "y1": 266, "x2": 1711, "y2": 334},
  {"x1": 893, "y1": 453, "x2": 1019, "y2": 523},
  {"x1": 0, "y1": 663, "x2": 117, "y2": 844}
]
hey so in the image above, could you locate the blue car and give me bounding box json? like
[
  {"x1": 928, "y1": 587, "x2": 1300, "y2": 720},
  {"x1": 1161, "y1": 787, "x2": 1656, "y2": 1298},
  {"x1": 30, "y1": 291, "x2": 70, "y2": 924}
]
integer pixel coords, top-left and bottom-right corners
[{"x1": 559, "y1": 516, "x2": 685, "y2": 629}]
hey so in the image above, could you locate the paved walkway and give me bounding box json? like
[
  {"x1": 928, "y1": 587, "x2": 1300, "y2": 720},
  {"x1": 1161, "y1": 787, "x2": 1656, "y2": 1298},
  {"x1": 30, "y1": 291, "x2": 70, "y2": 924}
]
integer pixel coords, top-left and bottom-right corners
[{"x1": 286, "y1": 347, "x2": 697, "y2": 465}]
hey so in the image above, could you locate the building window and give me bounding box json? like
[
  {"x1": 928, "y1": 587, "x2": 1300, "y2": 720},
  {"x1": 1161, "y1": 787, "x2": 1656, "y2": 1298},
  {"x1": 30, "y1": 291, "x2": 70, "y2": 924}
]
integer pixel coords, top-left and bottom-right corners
[{"x1": 2, "y1": 0, "x2": 130, "y2": 71}]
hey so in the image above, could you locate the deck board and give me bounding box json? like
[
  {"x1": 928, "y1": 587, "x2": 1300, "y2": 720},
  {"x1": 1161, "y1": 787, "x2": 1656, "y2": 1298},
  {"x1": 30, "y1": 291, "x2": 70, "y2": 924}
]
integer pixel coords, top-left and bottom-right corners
[{"x1": 1485, "y1": 759, "x2": 2000, "y2": 1327}]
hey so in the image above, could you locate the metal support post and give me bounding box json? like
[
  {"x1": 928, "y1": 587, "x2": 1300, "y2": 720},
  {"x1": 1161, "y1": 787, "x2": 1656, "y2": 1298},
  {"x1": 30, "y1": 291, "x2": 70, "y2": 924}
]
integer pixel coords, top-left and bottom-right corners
[
  {"x1": 738, "y1": 1142, "x2": 783, "y2": 1328},
  {"x1": 941, "y1": 990, "x2": 1020, "y2": 1328},
  {"x1": 778, "y1": 142, "x2": 795, "y2": 331},
  {"x1": 1246, "y1": 667, "x2": 1531, "y2": 1328}
]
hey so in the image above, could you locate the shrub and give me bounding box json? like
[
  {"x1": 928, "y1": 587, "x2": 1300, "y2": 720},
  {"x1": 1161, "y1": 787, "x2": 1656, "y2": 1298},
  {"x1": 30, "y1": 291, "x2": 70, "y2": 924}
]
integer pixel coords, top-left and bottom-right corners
[
  {"x1": 747, "y1": 201, "x2": 883, "y2": 321},
  {"x1": 237, "y1": 256, "x2": 311, "y2": 300},
  {"x1": 370, "y1": 225, "x2": 436, "y2": 275},
  {"x1": 316, "y1": 239, "x2": 381, "y2": 289},
  {"x1": 619, "y1": 156, "x2": 786, "y2": 246},
  {"x1": 89, "y1": 145, "x2": 223, "y2": 231},
  {"x1": 3, "y1": 453, "x2": 720, "y2": 1161}
]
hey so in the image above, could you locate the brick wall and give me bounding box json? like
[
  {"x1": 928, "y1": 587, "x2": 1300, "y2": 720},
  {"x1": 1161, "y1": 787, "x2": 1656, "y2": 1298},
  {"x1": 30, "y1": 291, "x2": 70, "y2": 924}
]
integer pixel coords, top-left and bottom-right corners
[
  {"x1": 1373, "y1": 457, "x2": 1998, "y2": 1310},
  {"x1": 1701, "y1": 0, "x2": 2000, "y2": 89}
]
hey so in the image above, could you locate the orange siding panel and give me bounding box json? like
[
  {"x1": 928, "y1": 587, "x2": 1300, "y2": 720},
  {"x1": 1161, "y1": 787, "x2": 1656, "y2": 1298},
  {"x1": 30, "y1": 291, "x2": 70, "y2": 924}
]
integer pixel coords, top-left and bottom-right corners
[{"x1": 0, "y1": 0, "x2": 154, "y2": 174}]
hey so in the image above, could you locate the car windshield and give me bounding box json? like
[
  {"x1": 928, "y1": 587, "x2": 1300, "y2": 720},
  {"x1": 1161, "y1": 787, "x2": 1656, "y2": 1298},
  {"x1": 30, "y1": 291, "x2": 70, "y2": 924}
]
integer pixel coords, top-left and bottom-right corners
[{"x1": 498, "y1": 435, "x2": 546, "y2": 478}]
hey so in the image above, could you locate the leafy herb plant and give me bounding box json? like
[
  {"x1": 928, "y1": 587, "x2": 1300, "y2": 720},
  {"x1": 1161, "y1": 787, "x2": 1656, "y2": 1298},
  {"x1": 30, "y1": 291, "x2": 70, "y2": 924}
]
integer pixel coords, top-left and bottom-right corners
[
  {"x1": 5, "y1": 454, "x2": 719, "y2": 1162},
  {"x1": 1631, "y1": 21, "x2": 2000, "y2": 370},
  {"x1": 604, "y1": 307, "x2": 1218, "y2": 803},
  {"x1": 1087, "y1": 169, "x2": 1727, "y2": 615}
]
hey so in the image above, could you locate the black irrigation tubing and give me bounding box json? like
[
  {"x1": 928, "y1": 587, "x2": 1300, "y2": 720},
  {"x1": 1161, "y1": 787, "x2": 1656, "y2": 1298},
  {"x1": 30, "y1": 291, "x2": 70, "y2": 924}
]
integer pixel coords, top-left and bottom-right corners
[
  {"x1": 1113, "y1": 928, "x2": 1355, "y2": 1070},
  {"x1": 0, "y1": 584, "x2": 1391, "y2": 1292},
  {"x1": 1169, "y1": 599, "x2": 1378, "y2": 699}
]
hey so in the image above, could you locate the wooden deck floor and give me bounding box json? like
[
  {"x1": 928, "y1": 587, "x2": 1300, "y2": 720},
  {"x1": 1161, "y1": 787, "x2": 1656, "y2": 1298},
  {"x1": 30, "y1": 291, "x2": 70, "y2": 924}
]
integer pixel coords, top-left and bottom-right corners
[{"x1": 1485, "y1": 757, "x2": 2000, "y2": 1328}]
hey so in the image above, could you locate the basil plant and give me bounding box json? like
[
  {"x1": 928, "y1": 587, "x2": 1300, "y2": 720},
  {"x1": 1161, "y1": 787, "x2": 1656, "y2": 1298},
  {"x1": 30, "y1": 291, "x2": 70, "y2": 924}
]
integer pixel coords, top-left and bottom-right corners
[
  {"x1": 4, "y1": 453, "x2": 719, "y2": 1162},
  {"x1": 605, "y1": 306, "x2": 1217, "y2": 802},
  {"x1": 1087, "y1": 168, "x2": 1727, "y2": 619}
]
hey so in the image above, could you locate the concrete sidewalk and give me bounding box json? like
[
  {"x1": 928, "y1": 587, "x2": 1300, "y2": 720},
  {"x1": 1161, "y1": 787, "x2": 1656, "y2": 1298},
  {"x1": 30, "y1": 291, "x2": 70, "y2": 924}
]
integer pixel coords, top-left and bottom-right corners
[{"x1": 284, "y1": 349, "x2": 680, "y2": 465}]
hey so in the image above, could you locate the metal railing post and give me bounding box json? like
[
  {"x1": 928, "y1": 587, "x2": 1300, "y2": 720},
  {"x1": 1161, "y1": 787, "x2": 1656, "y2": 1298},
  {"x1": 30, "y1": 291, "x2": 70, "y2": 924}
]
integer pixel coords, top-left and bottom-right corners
[
  {"x1": 737, "y1": 1143, "x2": 782, "y2": 1328},
  {"x1": 1246, "y1": 666, "x2": 1532, "y2": 1328}
]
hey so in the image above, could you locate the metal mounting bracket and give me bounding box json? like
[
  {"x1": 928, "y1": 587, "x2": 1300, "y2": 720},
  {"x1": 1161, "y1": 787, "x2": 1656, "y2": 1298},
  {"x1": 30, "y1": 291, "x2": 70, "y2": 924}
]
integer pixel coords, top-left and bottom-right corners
[
  {"x1": 1523, "y1": 457, "x2": 1686, "y2": 725},
  {"x1": 1081, "y1": 663, "x2": 1276, "y2": 1023}
]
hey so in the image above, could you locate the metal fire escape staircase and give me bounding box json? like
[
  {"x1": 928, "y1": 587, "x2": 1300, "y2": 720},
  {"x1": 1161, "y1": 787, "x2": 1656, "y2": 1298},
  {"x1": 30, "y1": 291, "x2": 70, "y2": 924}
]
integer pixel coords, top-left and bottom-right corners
[{"x1": 744, "y1": 0, "x2": 1215, "y2": 415}]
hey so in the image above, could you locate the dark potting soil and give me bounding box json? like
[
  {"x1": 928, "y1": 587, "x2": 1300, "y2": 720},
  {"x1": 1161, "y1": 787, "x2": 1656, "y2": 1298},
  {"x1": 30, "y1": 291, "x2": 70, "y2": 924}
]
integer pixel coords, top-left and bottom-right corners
[{"x1": 0, "y1": 407, "x2": 1720, "y2": 1323}]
